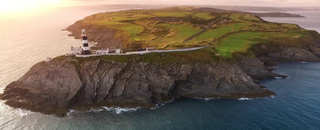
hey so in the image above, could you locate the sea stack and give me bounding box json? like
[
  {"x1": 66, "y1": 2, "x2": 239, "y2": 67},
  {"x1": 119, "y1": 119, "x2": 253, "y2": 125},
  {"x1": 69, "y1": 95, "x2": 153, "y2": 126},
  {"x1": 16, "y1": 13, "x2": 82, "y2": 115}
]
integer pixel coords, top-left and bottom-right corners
[{"x1": 81, "y1": 29, "x2": 90, "y2": 55}]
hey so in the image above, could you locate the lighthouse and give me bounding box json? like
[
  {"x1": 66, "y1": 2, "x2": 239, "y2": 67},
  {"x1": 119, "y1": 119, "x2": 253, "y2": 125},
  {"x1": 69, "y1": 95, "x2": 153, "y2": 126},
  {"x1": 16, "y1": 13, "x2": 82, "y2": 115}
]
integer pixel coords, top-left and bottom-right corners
[{"x1": 81, "y1": 29, "x2": 90, "y2": 55}]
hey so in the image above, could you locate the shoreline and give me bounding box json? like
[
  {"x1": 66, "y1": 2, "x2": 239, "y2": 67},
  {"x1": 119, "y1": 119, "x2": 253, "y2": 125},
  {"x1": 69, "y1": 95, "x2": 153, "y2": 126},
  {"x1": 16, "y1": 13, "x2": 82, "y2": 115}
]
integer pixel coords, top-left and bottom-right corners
[
  {"x1": 1, "y1": 53, "x2": 315, "y2": 116},
  {"x1": 1, "y1": 7, "x2": 320, "y2": 116}
]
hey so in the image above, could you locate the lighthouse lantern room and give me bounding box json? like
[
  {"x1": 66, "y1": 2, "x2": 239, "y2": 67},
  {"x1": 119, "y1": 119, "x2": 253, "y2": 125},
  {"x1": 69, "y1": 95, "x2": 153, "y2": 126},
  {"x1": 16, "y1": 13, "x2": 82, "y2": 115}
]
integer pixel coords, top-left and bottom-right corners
[{"x1": 81, "y1": 29, "x2": 90, "y2": 55}]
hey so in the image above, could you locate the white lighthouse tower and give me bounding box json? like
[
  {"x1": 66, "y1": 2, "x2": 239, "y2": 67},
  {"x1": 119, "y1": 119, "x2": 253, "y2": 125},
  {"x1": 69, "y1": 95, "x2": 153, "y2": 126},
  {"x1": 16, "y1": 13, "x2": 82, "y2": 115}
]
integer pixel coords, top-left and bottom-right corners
[{"x1": 81, "y1": 29, "x2": 90, "y2": 55}]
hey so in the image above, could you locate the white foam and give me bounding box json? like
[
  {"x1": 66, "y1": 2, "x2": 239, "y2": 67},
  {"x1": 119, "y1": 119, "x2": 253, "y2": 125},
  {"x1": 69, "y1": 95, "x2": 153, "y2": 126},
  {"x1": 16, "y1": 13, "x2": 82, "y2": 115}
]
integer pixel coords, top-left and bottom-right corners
[
  {"x1": 275, "y1": 77, "x2": 283, "y2": 79},
  {"x1": 270, "y1": 95, "x2": 276, "y2": 99},
  {"x1": 301, "y1": 61, "x2": 307, "y2": 63},
  {"x1": 87, "y1": 108, "x2": 104, "y2": 113},
  {"x1": 66, "y1": 109, "x2": 83, "y2": 116},
  {"x1": 102, "y1": 107, "x2": 140, "y2": 114},
  {"x1": 152, "y1": 98, "x2": 175, "y2": 110},
  {"x1": 66, "y1": 109, "x2": 74, "y2": 116},
  {"x1": 154, "y1": 103, "x2": 165, "y2": 109},
  {"x1": 238, "y1": 98, "x2": 253, "y2": 101},
  {"x1": 15, "y1": 108, "x2": 31, "y2": 117},
  {"x1": 194, "y1": 97, "x2": 216, "y2": 101},
  {"x1": 204, "y1": 98, "x2": 215, "y2": 101},
  {"x1": 151, "y1": 106, "x2": 159, "y2": 110}
]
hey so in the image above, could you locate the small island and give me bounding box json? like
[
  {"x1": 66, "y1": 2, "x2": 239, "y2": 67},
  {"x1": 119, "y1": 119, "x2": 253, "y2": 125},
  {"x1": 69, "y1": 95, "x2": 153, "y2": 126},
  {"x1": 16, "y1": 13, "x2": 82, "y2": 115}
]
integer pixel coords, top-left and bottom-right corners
[{"x1": 1, "y1": 7, "x2": 320, "y2": 116}]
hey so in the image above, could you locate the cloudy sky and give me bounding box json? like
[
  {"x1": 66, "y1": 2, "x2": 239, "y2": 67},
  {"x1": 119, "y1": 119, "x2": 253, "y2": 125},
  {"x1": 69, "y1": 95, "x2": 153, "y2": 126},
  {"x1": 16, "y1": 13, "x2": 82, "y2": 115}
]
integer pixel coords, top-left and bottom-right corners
[
  {"x1": 78, "y1": 0, "x2": 320, "y2": 7},
  {"x1": 1, "y1": 0, "x2": 319, "y2": 12}
]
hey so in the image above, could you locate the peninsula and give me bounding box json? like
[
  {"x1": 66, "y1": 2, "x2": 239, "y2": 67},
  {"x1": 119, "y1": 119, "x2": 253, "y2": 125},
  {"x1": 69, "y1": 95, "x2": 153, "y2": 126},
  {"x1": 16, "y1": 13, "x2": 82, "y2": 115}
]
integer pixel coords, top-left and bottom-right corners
[{"x1": 1, "y1": 7, "x2": 320, "y2": 116}]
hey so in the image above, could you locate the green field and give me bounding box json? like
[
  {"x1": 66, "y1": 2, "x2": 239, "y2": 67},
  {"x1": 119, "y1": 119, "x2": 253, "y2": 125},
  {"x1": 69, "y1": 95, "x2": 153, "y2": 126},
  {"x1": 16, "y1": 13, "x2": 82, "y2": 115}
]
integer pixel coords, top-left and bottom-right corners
[
  {"x1": 216, "y1": 32, "x2": 262, "y2": 57},
  {"x1": 69, "y1": 7, "x2": 315, "y2": 58}
]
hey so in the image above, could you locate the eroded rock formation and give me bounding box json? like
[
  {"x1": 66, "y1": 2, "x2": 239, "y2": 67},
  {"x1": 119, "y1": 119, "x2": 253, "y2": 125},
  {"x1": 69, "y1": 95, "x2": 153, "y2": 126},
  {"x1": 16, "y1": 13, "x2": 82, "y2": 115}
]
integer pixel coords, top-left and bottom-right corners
[{"x1": 2, "y1": 44, "x2": 320, "y2": 116}]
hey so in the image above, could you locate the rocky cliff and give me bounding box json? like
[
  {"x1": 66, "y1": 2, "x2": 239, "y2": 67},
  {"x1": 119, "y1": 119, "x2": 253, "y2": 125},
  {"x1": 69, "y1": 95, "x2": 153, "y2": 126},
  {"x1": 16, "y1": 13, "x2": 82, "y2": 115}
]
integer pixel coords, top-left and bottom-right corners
[
  {"x1": 2, "y1": 44, "x2": 320, "y2": 116},
  {"x1": 2, "y1": 7, "x2": 320, "y2": 116}
]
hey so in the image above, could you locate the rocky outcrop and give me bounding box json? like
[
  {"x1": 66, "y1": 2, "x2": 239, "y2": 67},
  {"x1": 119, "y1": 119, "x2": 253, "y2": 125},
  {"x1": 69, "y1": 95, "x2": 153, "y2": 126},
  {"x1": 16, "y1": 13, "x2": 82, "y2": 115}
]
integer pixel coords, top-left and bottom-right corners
[
  {"x1": 2, "y1": 43, "x2": 320, "y2": 116},
  {"x1": 1, "y1": 55, "x2": 277, "y2": 116},
  {"x1": 251, "y1": 44, "x2": 320, "y2": 66},
  {"x1": 0, "y1": 57, "x2": 82, "y2": 115}
]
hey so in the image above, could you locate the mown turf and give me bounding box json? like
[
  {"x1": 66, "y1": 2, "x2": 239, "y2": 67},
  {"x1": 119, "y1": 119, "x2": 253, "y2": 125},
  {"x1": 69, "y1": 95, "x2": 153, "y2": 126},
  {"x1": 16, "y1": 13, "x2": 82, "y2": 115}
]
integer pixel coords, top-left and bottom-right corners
[
  {"x1": 188, "y1": 22, "x2": 244, "y2": 44},
  {"x1": 216, "y1": 32, "x2": 262, "y2": 57},
  {"x1": 215, "y1": 30, "x2": 312, "y2": 57},
  {"x1": 194, "y1": 12, "x2": 215, "y2": 20},
  {"x1": 73, "y1": 7, "x2": 316, "y2": 59}
]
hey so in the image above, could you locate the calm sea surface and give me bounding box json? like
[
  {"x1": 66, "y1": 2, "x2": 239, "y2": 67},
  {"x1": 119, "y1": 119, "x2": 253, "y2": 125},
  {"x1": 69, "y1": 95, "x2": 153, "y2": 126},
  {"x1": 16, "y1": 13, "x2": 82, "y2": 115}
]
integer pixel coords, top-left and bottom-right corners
[{"x1": 1, "y1": 8, "x2": 320, "y2": 130}]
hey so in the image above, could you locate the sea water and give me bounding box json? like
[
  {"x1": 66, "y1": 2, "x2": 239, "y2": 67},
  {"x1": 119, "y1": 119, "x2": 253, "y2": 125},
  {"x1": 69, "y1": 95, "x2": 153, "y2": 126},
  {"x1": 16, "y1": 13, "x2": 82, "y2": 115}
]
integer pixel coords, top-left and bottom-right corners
[{"x1": 1, "y1": 7, "x2": 320, "y2": 130}]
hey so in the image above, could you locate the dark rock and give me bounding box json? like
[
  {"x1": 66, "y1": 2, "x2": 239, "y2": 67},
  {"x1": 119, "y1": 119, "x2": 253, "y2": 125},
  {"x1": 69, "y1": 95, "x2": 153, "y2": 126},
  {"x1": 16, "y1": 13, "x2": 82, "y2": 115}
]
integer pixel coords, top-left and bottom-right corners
[
  {"x1": 1, "y1": 56, "x2": 275, "y2": 116},
  {"x1": 2, "y1": 39, "x2": 320, "y2": 116}
]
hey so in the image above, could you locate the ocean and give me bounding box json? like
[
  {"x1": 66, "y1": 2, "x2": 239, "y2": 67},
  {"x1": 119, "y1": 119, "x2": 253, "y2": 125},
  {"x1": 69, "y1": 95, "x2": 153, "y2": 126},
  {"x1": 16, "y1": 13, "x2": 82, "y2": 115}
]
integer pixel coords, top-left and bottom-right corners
[{"x1": 1, "y1": 8, "x2": 320, "y2": 130}]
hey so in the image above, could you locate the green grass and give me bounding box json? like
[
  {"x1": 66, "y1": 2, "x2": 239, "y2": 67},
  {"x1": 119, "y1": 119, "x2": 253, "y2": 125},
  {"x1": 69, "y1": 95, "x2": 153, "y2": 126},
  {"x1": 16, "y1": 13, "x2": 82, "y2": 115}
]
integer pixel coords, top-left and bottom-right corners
[
  {"x1": 229, "y1": 14, "x2": 241, "y2": 20},
  {"x1": 157, "y1": 24, "x2": 201, "y2": 48},
  {"x1": 215, "y1": 30, "x2": 312, "y2": 57},
  {"x1": 216, "y1": 32, "x2": 262, "y2": 57},
  {"x1": 189, "y1": 22, "x2": 244, "y2": 44},
  {"x1": 194, "y1": 12, "x2": 215, "y2": 20},
  {"x1": 241, "y1": 14, "x2": 260, "y2": 21},
  {"x1": 121, "y1": 25, "x2": 144, "y2": 41},
  {"x1": 138, "y1": 47, "x2": 218, "y2": 65},
  {"x1": 152, "y1": 12, "x2": 194, "y2": 17},
  {"x1": 71, "y1": 7, "x2": 316, "y2": 60}
]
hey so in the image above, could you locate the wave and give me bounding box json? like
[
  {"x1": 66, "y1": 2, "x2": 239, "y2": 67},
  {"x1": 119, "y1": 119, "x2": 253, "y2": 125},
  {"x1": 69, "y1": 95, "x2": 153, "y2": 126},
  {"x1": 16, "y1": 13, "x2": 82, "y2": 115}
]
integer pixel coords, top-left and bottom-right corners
[
  {"x1": 270, "y1": 95, "x2": 276, "y2": 99},
  {"x1": 237, "y1": 98, "x2": 254, "y2": 101},
  {"x1": 66, "y1": 109, "x2": 75, "y2": 116},
  {"x1": 152, "y1": 98, "x2": 175, "y2": 110},
  {"x1": 87, "y1": 108, "x2": 104, "y2": 113},
  {"x1": 66, "y1": 106, "x2": 141, "y2": 115},
  {"x1": 0, "y1": 102, "x2": 29, "y2": 117},
  {"x1": 102, "y1": 107, "x2": 140, "y2": 114},
  {"x1": 15, "y1": 108, "x2": 32, "y2": 117},
  {"x1": 69, "y1": 98, "x2": 176, "y2": 115},
  {"x1": 238, "y1": 95, "x2": 276, "y2": 101},
  {"x1": 67, "y1": 107, "x2": 140, "y2": 115},
  {"x1": 66, "y1": 109, "x2": 84, "y2": 116},
  {"x1": 194, "y1": 97, "x2": 217, "y2": 101}
]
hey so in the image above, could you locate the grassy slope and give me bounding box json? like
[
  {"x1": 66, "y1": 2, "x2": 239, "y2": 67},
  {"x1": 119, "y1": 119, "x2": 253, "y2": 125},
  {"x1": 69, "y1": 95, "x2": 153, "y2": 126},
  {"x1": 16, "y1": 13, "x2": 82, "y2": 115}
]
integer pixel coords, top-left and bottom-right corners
[{"x1": 73, "y1": 7, "x2": 318, "y2": 59}]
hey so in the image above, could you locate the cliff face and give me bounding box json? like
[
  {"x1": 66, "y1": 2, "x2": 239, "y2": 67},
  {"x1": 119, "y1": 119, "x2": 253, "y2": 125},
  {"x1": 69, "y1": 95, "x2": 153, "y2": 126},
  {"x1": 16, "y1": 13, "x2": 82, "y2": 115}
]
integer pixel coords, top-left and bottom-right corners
[
  {"x1": 0, "y1": 54, "x2": 278, "y2": 116},
  {"x1": 2, "y1": 44, "x2": 320, "y2": 116}
]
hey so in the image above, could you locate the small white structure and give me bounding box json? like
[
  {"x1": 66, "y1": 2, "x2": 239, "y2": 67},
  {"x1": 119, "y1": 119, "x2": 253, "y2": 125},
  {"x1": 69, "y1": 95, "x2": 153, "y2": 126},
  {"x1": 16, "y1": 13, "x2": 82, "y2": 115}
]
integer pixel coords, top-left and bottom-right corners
[
  {"x1": 96, "y1": 48, "x2": 109, "y2": 54},
  {"x1": 45, "y1": 57, "x2": 52, "y2": 62},
  {"x1": 69, "y1": 46, "x2": 82, "y2": 55},
  {"x1": 116, "y1": 49, "x2": 121, "y2": 54}
]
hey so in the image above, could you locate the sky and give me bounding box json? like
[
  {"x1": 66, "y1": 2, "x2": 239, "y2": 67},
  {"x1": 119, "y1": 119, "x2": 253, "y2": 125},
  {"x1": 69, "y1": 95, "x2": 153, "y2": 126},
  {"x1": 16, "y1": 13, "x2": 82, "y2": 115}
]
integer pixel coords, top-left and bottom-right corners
[
  {"x1": 78, "y1": 0, "x2": 320, "y2": 7},
  {"x1": 0, "y1": 0, "x2": 319, "y2": 12}
]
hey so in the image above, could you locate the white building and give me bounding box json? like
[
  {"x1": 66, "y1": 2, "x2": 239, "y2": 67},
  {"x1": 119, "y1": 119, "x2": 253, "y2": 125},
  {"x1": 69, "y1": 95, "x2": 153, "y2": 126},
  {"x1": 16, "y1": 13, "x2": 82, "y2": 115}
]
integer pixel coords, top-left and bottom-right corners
[
  {"x1": 69, "y1": 46, "x2": 82, "y2": 55},
  {"x1": 116, "y1": 49, "x2": 121, "y2": 54},
  {"x1": 96, "y1": 48, "x2": 109, "y2": 54}
]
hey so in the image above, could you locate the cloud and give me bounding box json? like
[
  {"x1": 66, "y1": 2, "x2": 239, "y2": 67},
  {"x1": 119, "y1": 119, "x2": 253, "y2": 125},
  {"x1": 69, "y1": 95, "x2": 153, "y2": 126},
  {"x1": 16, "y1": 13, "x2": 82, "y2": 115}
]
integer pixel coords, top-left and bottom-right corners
[{"x1": 65, "y1": 0, "x2": 320, "y2": 6}]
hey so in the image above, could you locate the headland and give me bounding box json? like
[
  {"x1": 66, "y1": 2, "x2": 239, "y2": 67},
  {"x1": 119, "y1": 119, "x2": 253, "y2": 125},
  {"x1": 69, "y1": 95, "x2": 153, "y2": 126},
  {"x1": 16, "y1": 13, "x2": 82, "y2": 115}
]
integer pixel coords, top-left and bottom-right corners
[{"x1": 1, "y1": 6, "x2": 320, "y2": 116}]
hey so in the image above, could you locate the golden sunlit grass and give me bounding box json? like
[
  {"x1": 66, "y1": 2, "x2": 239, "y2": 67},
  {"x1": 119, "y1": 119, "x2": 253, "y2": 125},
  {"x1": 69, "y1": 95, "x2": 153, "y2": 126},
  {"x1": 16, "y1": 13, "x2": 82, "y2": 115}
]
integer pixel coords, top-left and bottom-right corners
[{"x1": 0, "y1": 0, "x2": 67, "y2": 12}]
